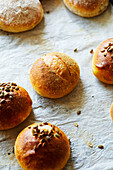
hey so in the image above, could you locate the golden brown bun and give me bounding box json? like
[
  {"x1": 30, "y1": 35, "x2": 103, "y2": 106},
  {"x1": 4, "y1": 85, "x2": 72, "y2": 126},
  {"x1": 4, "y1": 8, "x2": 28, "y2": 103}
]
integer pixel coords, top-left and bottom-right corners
[
  {"x1": 92, "y1": 38, "x2": 113, "y2": 84},
  {"x1": 63, "y1": 0, "x2": 109, "y2": 17},
  {"x1": 0, "y1": 83, "x2": 32, "y2": 130},
  {"x1": 30, "y1": 52, "x2": 80, "y2": 98},
  {"x1": 110, "y1": 102, "x2": 113, "y2": 121},
  {"x1": 15, "y1": 122, "x2": 70, "y2": 170},
  {"x1": 0, "y1": 0, "x2": 43, "y2": 33}
]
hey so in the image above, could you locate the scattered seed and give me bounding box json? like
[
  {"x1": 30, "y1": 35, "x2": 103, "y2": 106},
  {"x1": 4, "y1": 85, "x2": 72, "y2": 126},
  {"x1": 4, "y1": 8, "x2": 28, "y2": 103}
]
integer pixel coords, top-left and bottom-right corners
[
  {"x1": 90, "y1": 49, "x2": 93, "y2": 54},
  {"x1": 74, "y1": 123, "x2": 78, "y2": 127},
  {"x1": 98, "y1": 145, "x2": 104, "y2": 149},
  {"x1": 88, "y1": 143, "x2": 93, "y2": 148},
  {"x1": 77, "y1": 110, "x2": 81, "y2": 115},
  {"x1": 74, "y1": 48, "x2": 77, "y2": 52},
  {"x1": 46, "y1": 10, "x2": 50, "y2": 14}
]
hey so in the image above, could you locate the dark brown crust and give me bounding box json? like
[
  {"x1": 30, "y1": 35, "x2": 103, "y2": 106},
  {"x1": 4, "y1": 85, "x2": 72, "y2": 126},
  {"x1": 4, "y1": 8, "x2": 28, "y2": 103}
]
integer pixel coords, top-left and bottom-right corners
[
  {"x1": 30, "y1": 52, "x2": 80, "y2": 98},
  {"x1": 0, "y1": 85, "x2": 32, "y2": 130},
  {"x1": 15, "y1": 123, "x2": 70, "y2": 170},
  {"x1": 92, "y1": 38, "x2": 113, "y2": 84}
]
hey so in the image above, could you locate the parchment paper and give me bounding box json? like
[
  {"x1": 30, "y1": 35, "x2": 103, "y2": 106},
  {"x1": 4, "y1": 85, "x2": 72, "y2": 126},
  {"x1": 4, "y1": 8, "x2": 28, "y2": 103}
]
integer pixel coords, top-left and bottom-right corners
[{"x1": 0, "y1": 0, "x2": 113, "y2": 169}]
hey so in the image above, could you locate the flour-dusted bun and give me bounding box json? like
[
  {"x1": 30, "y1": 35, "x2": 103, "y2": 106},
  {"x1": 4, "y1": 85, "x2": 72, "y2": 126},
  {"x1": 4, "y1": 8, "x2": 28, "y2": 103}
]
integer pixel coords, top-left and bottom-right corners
[
  {"x1": 0, "y1": 82, "x2": 32, "y2": 130},
  {"x1": 63, "y1": 0, "x2": 109, "y2": 17},
  {"x1": 30, "y1": 52, "x2": 80, "y2": 99},
  {"x1": 15, "y1": 122, "x2": 70, "y2": 170},
  {"x1": 0, "y1": 0, "x2": 43, "y2": 33},
  {"x1": 92, "y1": 38, "x2": 113, "y2": 84}
]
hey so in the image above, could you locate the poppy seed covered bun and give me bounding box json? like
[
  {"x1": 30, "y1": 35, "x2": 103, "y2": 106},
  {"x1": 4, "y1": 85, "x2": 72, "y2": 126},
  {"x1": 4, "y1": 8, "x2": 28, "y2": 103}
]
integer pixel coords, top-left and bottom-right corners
[
  {"x1": 15, "y1": 122, "x2": 70, "y2": 170},
  {"x1": 30, "y1": 52, "x2": 80, "y2": 98},
  {"x1": 63, "y1": 0, "x2": 109, "y2": 17},
  {"x1": 0, "y1": 0, "x2": 43, "y2": 33},
  {"x1": 0, "y1": 83, "x2": 32, "y2": 130},
  {"x1": 92, "y1": 38, "x2": 113, "y2": 84}
]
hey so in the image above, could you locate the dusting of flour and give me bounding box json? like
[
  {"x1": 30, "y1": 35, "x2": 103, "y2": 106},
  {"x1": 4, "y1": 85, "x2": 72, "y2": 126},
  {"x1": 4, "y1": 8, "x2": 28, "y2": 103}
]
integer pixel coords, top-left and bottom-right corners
[{"x1": 0, "y1": 0, "x2": 42, "y2": 26}]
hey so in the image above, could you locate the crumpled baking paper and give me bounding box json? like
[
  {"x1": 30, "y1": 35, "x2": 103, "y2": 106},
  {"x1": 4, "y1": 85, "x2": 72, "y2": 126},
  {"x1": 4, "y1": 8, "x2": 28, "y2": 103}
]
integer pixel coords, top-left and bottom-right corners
[{"x1": 0, "y1": 0, "x2": 113, "y2": 169}]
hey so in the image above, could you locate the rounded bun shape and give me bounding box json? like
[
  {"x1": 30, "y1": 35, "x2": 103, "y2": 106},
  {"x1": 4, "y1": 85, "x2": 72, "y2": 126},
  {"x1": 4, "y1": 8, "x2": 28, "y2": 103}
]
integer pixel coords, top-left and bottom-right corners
[
  {"x1": 63, "y1": 0, "x2": 109, "y2": 17},
  {"x1": 15, "y1": 122, "x2": 70, "y2": 170},
  {"x1": 30, "y1": 52, "x2": 80, "y2": 98},
  {"x1": 0, "y1": 82, "x2": 32, "y2": 130},
  {"x1": 92, "y1": 38, "x2": 113, "y2": 84},
  {"x1": 0, "y1": 0, "x2": 43, "y2": 33}
]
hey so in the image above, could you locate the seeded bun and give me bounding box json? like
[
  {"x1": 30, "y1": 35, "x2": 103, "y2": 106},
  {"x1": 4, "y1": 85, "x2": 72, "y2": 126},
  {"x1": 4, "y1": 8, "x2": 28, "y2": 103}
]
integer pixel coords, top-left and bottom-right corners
[
  {"x1": 15, "y1": 122, "x2": 70, "y2": 170},
  {"x1": 0, "y1": 83, "x2": 32, "y2": 130},
  {"x1": 92, "y1": 38, "x2": 113, "y2": 84},
  {"x1": 0, "y1": 0, "x2": 43, "y2": 33},
  {"x1": 63, "y1": 0, "x2": 109, "y2": 17},
  {"x1": 29, "y1": 52, "x2": 80, "y2": 99}
]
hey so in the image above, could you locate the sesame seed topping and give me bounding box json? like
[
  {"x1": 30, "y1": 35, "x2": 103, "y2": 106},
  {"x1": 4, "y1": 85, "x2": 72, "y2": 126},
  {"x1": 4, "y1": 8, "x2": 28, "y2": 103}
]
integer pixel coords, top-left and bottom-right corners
[
  {"x1": 46, "y1": 136, "x2": 51, "y2": 140},
  {"x1": 54, "y1": 133, "x2": 60, "y2": 138},
  {"x1": 0, "y1": 99, "x2": 5, "y2": 104},
  {"x1": 56, "y1": 129, "x2": 59, "y2": 134},
  {"x1": 34, "y1": 146, "x2": 37, "y2": 151}
]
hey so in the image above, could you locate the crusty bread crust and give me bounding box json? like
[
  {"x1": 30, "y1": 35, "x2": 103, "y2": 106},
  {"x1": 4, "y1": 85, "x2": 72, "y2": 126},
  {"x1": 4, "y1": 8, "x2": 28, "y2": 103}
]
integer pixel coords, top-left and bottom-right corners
[
  {"x1": 92, "y1": 38, "x2": 113, "y2": 84},
  {"x1": 15, "y1": 122, "x2": 70, "y2": 170},
  {"x1": 0, "y1": 0, "x2": 43, "y2": 33},
  {"x1": 63, "y1": 0, "x2": 109, "y2": 17},
  {"x1": 30, "y1": 52, "x2": 80, "y2": 98},
  {"x1": 0, "y1": 83, "x2": 32, "y2": 130}
]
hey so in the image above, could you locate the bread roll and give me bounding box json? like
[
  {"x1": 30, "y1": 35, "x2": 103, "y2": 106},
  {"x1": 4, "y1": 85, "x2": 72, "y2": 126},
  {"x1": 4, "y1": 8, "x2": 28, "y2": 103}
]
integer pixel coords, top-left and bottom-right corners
[
  {"x1": 0, "y1": 0, "x2": 43, "y2": 33},
  {"x1": 30, "y1": 52, "x2": 80, "y2": 98},
  {"x1": 63, "y1": 0, "x2": 109, "y2": 17},
  {"x1": 92, "y1": 38, "x2": 113, "y2": 84},
  {"x1": 15, "y1": 122, "x2": 70, "y2": 170},
  {"x1": 0, "y1": 82, "x2": 32, "y2": 130}
]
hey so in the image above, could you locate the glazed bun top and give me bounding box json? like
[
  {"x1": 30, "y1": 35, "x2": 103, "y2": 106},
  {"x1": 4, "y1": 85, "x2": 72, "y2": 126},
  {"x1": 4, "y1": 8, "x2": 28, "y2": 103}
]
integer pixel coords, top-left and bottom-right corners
[
  {"x1": 93, "y1": 38, "x2": 113, "y2": 78},
  {"x1": 0, "y1": 82, "x2": 32, "y2": 130},
  {"x1": 15, "y1": 122, "x2": 70, "y2": 170}
]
